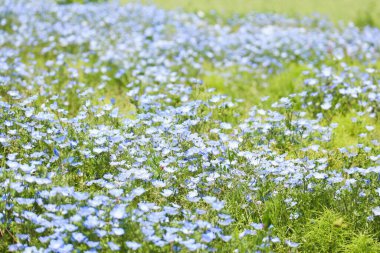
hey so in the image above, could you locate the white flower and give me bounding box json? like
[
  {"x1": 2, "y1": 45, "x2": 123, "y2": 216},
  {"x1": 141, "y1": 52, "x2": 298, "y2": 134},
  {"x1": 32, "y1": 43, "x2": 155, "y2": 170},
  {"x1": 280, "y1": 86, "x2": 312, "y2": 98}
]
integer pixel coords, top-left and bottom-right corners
[
  {"x1": 321, "y1": 102, "x2": 331, "y2": 110},
  {"x1": 372, "y1": 206, "x2": 380, "y2": 216}
]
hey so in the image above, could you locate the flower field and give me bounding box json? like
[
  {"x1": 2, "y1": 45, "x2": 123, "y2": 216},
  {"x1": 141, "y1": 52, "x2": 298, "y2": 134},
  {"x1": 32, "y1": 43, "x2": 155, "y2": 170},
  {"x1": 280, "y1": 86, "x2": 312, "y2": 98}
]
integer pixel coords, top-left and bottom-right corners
[{"x1": 0, "y1": 0, "x2": 380, "y2": 252}]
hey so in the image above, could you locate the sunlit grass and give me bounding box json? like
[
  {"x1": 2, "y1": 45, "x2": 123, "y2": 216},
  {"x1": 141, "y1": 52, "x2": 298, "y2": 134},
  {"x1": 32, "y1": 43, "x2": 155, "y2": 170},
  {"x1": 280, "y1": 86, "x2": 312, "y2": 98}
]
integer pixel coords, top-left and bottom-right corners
[{"x1": 126, "y1": 0, "x2": 380, "y2": 27}]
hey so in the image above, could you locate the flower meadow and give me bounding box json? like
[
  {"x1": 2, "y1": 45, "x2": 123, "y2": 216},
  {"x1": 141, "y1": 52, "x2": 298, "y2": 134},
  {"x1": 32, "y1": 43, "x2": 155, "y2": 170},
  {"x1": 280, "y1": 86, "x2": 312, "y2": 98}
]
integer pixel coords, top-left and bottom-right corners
[{"x1": 1, "y1": 0, "x2": 380, "y2": 252}]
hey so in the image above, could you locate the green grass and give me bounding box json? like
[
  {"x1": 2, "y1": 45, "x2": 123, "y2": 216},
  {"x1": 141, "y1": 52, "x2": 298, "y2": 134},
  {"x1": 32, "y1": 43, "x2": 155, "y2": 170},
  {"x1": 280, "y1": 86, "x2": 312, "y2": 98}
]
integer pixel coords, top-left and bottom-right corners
[{"x1": 128, "y1": 0, "x2": 380, "y2": 27}]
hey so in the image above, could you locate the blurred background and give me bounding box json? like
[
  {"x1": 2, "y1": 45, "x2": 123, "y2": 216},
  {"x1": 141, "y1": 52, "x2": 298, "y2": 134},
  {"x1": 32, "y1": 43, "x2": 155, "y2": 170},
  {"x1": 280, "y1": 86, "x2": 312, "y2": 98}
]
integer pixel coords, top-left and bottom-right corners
[
  {"x1": 59, "y1": 0, "x2": 380, "y2": 28},
  {"x1": 135, "y1": 0, "x2": 380, "y2": 27}
]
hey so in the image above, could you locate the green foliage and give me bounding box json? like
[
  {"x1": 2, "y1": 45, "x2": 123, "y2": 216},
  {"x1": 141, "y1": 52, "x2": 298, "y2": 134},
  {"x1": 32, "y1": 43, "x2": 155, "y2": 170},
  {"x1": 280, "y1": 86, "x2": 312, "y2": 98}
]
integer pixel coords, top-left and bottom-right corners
[
  {"x1": 343, "y1": 234, "x2": 380, "y2": 253},
  {"x1": 328, "y1": 113, "x2": 380, "y2": 149},
  {"x1": 301, "y1": 210, "x2": 352, "y2": 252},
  {"x1": 354, "y1": 1, "x2": 378, "y2": 27},
  {"x1": 127, "y1": 0, "x2": 380, "y2": 27},
  {"x1": 202, "y1": 63, "x2": 307, "y2": 114}
]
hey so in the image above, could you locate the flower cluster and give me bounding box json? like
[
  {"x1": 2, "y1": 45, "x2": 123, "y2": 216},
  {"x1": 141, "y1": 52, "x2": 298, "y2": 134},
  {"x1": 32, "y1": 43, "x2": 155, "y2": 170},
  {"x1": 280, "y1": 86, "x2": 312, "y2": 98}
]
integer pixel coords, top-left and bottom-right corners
[{"x1": 0, "y1": 0, "x2": 379, "y2": 252}]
